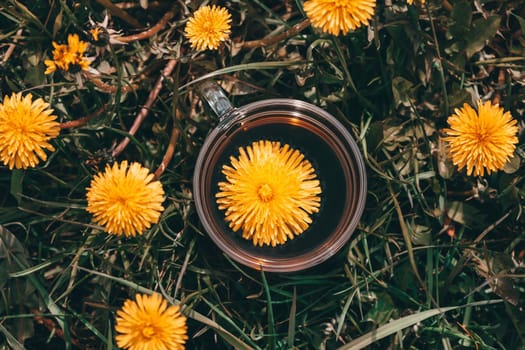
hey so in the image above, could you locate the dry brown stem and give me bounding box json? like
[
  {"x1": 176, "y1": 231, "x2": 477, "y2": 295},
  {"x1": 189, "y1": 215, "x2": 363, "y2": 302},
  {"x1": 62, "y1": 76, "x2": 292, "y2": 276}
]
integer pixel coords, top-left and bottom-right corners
[
  {"x1": 153, "y1": 117, "x2": 180, "y2": 180},
  {"x1": 84, "y1": 73, "x2": 139, "y2": 94},
  {"x1": 114, "y1": 1, "x2": 162, "y2": 9},
  {"x1": 116, "y1": 4, "x2": 178, "y2": 43},
  {"x1": 442, "y1": 0, "x2": 453, "y2": 12},
  {"x1": 492, "y1": 68, "x2": 506, "y2": 106},
  {"x1": 32, "y1": 309, "x2": 81, "y2": 348},
  {"x1": 95, "y1": 0, "x2": 143, "y2": 28},
  {"x1": 2, "y1": 28, "x2": 23, "y2": 63},
  {"x1": 112, "y1": 59, "x2": 178, "y2": 157},
  {"x1": 241, "y1": 18, "x2": 311, "y2": 49},
  {"x1": 59, "y1": 104, "x2": 108, "y2": 129}
]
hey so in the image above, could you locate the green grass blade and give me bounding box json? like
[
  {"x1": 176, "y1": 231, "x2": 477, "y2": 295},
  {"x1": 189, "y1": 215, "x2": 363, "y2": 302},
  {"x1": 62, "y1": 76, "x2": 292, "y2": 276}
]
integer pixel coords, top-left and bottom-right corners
[
  {"x1": 76, "y1": 266, "x2": 256, "y2": 350},
  {"x1": 0, "y1": 322, "x2": 25, "y2": 350},
  {"x1": 69, "y1": 308, "x2": 110, "y2": 344},
  {"x1": 3, "y1": 226, "x2": 71, "y2": 349},
  {"x1": 287, "y1": 287, "x2": 297, "y2": 349},
  {"x1": 9, "y1": 255, "x2": 63, "y2": 278},
  {"x1": 261, "y1": 270, "x2": 276, "y2": 350},
  {"x1": 106, "y1": 320, "x2": 114, "y2": 350},
  {"x1": 178, "y1": 61, "x2": 305, "y2": 90},
  {"x1": 200, "y1": 298, "x2": 259, "y2": 350},
  {"x1": 336, "y1": 288, "x2": 358, "y2": 338},
  {"x1": 337, "y1": 300, "x2": 503, "y2": 350}
]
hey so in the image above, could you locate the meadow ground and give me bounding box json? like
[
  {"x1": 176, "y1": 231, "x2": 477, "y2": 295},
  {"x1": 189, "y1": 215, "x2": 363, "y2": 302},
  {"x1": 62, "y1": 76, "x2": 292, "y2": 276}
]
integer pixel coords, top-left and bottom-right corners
[{"x1": 1, "y1": 0, "x2": 525, "y2": 349}]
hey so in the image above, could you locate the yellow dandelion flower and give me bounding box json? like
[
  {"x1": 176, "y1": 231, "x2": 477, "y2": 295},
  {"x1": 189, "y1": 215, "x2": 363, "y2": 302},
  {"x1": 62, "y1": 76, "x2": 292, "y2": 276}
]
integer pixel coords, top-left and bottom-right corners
[
  {"x1": 88, "y1": 14, "x2": 127, "y2": 47},
  {"x1": 303, "y1": 0, "x2": 376, "y2": 36},
  {"x1": 86, "y1": 161, "x2": 165, "y2": 236},
  {"x1": 115, "y1": 293, "x2": 188, "y2": 350},
  {"x1": 43, "y1": 60, "x2": 57, "y2": 75},
  {"x1": 0, "y1": 92, "x2": 60, "y2": 170},
  {"x1": 184, "y1": 5, "x2": 232, "y2": 51},
  {"x1": 444, "y1": 100, "x2": 519, "y2": 177},
  {"x1": 44, "y1": 34, "x2": 90, "y2": 74},
  {"x1": 406, "y1": 0, "x2": 426, "y2": 5},
  {"x1": 216, "y1": 140, "x2": 322, "y2": 247},
  {"x1": 90, "y1": 27, "x2": 104, "y2": 42},
  {"x1": 67, "y1": 33, "x2": 90, "y2": 71},
  {"x1": 44, "y1": 43, "x2": 69, "y2": 74}
]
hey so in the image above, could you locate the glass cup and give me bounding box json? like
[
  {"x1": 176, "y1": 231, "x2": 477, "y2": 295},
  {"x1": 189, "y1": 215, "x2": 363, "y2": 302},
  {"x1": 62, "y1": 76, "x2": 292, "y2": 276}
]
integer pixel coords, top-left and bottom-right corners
[{"x1": 193, "y1": 80, "x2": 367, "y2": 272}]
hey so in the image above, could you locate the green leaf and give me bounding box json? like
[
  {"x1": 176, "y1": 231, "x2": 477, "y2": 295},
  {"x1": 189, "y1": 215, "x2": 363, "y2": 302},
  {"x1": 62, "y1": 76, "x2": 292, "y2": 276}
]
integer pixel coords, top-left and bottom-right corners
[
  {"x1": 465, "y1": 16, "x2": 501, "y2": 58},
  {"x1": 511, "y1": 12, "x2": 525, "y2": 35},
  {"x1": 0, "y1": 226, "x2": 36, "y2": 344},
  {"x1": 391, "y1": 76, "x2": 414, "y2": 107},
  {"x1": 448, "y1": 0, "x2": 472, "y2": 39},
  {"x1": 364, "y1": 292, "x2": 396, "y2": 326},
  {"x1": 0, "y1": 226, "x2": 26, "y2": 259},
  {"x1": 447, "y1": 87, "x2": 471, "y2": 110},
  {"x1": 3, "y1": 225, "x2": 70, "y2": 348},
  {"x1": 409, "y1": 222, "x2": 432, "y2": 246},
  {"x1": 447, "y1": 201, "x2": 482, "y2": 228},
  {"x1": 52, "y1": 8, "x2": 63, "y2": 37}
]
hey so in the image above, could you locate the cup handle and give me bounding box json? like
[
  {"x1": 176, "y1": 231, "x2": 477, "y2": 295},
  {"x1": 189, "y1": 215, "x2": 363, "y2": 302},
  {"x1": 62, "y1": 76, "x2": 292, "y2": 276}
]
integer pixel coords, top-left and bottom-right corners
[{"x1": 197, "y1": 80, "x2": 235, "y2": 122}]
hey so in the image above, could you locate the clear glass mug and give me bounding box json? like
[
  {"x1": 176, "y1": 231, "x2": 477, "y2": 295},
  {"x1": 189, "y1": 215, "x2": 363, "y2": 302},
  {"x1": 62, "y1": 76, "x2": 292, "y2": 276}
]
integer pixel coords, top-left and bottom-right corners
[{"x1": 193, "y1": 80, "x2": 367, "y2": 272}]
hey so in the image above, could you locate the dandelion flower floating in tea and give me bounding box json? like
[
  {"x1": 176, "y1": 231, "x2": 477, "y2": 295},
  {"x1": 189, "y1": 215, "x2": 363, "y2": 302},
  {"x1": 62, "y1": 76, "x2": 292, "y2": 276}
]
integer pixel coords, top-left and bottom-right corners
[
  {"x1": 115, "y1": 293, "x2": 188, "y2": 350},
  {"x1": 0, "y1": 92, "x2": 60, "y2": 170},
  {"x1": 216, "y1": 140, "x2": 322, "y2": 247},
  {"x1": 303, "y1": 0, "x2": 376, "y2": 36},
  {"x1": 44, "y1": 33, "x2": 91, "y2": 74},
  {"x1": 86, "y1": 161, "x2": 165, "y2": 237},
  {"x1": 184, "y1": 5, "x2": 232, "y2": 51},
  {"x1": 444, "y1": 100, "x2": 518, "y2": 177}
]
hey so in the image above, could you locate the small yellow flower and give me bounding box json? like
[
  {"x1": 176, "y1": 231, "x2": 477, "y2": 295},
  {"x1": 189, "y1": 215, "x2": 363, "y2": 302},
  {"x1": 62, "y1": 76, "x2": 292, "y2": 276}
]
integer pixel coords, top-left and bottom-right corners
[
  {"x1": 90, "y1": 27, "x2": 103, "y2": 42},
  {"x1": 184, "y1": 5, "x2": 232, "y2": 51},
  {"x1": 44, "y1": 43, "x2": 69, "y2": 74},
  {"x1": 115, "y1": 293, "x2": 188, "y2": 350},
  {"x1": 407, "y1": 0, "x2": 425, "y2": 5},
  {"x1": 86, "y1": 161, "x2": 165, "y2": 236},
  {"x1": 444, "y1": 100, "x2": 519, "y2": 177},
  {"x1": 44, "y1": 34, "x2": 90, "y2": 74},
  {"x1": 216, "y1": 140, "x2": 322, "y2": 247},
  {"x1": 88, "y1": 14, "x2": 126, "y2": 47},
  {"x1": 0, "y1": 92, "x2": 60, "y2": 169},
  {"x1": 303, "y1": 0, "x2": 376, "y2": 36}
]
